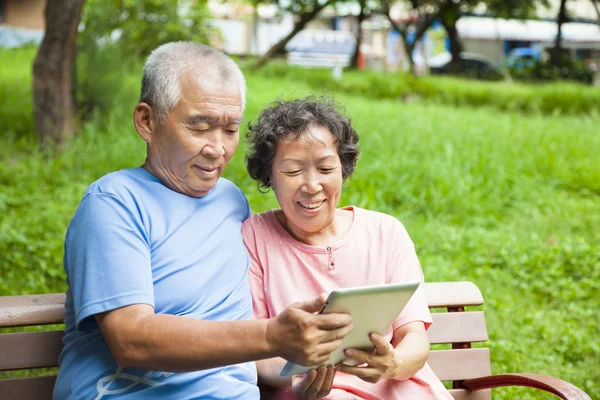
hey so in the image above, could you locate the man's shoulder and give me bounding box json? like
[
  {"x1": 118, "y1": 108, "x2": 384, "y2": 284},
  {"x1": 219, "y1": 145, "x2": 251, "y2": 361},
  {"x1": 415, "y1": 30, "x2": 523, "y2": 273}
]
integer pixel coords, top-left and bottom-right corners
[
  {"x1": 83, "y1": 168, "x2": 157, "y2": 200},
  {"x1": 213, "y1": 177, "x2": 248, "y2": 206},
  {"x1": 84, "y1": 168, "x2": 150, "y2": 199}
]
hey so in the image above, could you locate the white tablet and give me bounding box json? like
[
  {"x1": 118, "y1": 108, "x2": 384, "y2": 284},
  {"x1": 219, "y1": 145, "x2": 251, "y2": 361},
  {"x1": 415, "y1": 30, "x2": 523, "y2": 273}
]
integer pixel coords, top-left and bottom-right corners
[{"x1": 279, "y1": 281, "x2": 420, "y2": 377}]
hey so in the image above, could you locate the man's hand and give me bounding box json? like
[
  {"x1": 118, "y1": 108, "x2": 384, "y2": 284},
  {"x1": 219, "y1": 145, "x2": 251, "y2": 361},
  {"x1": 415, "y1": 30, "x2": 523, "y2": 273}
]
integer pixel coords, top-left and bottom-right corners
[
  {"x1": 292, "y1": 366, "x2": 336, "y2": 399},
  {"x1": 334, "y1": 333, "x2": 397, "y2": 384},
  {"x1": 266, "y1": 294, "x2": 353, "y2": 366}
]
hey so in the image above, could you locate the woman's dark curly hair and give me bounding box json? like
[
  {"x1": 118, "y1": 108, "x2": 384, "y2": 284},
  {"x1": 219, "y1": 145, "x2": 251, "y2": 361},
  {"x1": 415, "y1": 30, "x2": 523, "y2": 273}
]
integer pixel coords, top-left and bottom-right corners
[{"x1": 245, "y1": 96, "x2": 360, "y2": 190}]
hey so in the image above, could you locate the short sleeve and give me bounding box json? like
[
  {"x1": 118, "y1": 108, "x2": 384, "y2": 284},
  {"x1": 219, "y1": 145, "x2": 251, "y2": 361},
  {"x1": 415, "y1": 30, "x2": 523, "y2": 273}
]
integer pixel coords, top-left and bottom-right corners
[
  {"x1": 241, "y1": 219, "x2": 270, "y2": 320},
  {"x1": 65, "y1": 192, "x2": 154, "y2": 331},
  {"x1": 386, "y1": 222, "x2": 432, "y2": 332}
]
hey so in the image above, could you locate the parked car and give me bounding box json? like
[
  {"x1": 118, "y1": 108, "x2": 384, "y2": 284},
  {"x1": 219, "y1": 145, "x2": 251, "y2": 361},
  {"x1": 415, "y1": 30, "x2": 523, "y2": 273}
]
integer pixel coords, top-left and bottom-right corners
[
  {"x1": 506, "y1": 47, "x2": 543, "y2": 70},
  {"x1": 428, "y1": 52, "x2": 504, "y2": 81}
]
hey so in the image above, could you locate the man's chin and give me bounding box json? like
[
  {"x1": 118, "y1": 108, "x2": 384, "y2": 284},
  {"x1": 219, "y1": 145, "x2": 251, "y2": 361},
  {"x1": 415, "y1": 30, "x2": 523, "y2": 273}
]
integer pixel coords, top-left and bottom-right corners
[{"x1": 186, "y1": 179, "x2": 218, "y2": 197}]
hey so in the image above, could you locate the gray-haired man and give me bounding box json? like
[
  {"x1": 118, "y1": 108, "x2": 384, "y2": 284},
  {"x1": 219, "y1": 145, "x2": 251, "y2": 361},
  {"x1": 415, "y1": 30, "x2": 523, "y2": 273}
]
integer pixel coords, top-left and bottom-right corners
[{"x1": 54, "y1": 42, "x2": 352, "y2": 399}]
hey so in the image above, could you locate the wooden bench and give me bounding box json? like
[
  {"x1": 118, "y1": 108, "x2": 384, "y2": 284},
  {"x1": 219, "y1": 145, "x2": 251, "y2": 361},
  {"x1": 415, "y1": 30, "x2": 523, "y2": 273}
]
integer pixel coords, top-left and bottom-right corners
[{"x1": 0, "y1": 282, "x2": 591, "y2": 400}]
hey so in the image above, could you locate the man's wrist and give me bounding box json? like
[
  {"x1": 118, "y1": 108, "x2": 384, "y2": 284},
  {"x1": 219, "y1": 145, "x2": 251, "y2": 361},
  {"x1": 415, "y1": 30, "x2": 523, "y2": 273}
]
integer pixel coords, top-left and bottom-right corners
[{"x1": 263, "y1": 318, "x2": 280, "y2": 358}]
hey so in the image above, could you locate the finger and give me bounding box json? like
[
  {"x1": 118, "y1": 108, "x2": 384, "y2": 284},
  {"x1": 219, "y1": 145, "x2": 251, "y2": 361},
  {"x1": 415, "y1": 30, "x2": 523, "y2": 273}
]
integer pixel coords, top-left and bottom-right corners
[
  {"x1": 293, "y1": 370, "x2": 317, "y2": 396},
  {"x1": 335, "y1": 364, "x2": 380, "y2": 382},
  {"x1": 369, "y1": 333, "x2": 391, "y2": 355},
  {"x1": 314, "y1": 313, "x2": 353, "y2": 330},
  {"x1": 312, "y1": 337, "x2": 347, "y2": 361},
  {"x1": 316, "y1": 366, "x2": 336, "y2": 397},
  {"x1": 292, "y1": 295, "x2": 328, "y2": 314},
  {"x1": 344, "y1": 348, "x2": 376, "y2": 366},
  {"x1": 306, "y1": 367, "x2": 328, "y2": 398}
]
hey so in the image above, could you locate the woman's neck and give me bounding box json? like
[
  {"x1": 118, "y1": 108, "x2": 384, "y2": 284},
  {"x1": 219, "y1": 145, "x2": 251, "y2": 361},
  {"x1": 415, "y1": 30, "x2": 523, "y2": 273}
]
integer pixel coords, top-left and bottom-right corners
[{"x1": 276, "y1": 208, "x2": 354, "y2": 246}]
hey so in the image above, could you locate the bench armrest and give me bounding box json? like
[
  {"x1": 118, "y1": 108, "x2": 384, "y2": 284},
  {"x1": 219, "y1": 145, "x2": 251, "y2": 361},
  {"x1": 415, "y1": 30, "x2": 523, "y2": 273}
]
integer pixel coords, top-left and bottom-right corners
[{"x1": 462, "y1": 373, "x2": 591, "y2": 400}]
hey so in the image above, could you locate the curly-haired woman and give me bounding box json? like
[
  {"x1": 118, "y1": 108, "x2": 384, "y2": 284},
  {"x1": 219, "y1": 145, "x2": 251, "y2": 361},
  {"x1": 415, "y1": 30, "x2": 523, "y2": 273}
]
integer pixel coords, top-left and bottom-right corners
[{"x1": 243, "y1": 96, "x2": 452, "y2": 400}]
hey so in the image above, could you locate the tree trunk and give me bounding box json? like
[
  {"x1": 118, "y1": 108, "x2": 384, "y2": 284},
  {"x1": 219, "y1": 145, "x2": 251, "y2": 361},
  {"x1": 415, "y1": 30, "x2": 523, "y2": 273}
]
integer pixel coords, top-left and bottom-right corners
[
  {"x1": 440, "y1": 7, "x2": 463, "y2": 74},
  {"x1": 253, "y1": 0, "x2": 334, "y2": 69},
  {"x1": 33, "y1": 0, "x2": 86, "y2": 149},
  {"x1": 350, "y1": 0, "x2": 366, "y2": 69},
  {"x1": 592, "y1": 0, "x2": 600, "y2": 26},
  {"x1": 551, "y1": 0, "x2": 568, "y2": 67},
  {"x1": 383, "y1": 7, "x2": 438, "y2": 75}
]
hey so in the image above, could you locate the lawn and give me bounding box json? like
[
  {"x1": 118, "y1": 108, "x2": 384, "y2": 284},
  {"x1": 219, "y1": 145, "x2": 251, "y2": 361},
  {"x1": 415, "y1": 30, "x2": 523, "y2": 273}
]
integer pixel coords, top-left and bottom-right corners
[{"x1": 1, "y1": 47, "x2": 599, "y2": 398}]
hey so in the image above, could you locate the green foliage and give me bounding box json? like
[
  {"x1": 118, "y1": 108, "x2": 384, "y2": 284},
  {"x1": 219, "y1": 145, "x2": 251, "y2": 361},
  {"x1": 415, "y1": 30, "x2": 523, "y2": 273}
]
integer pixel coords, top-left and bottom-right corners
[
  {"x1": 251, "y1": 62, "x2": 600, "y2": 115},
  {"x1": 80, "y1": 0, "x2": 214, "y2": 58},
  {"x1": 1, "y1": 48, "x2": 599, "y2": 398},
  {"x1": 0, "y1": 47, "x2": 36, "y2": 137},
  {"x1": 509, "y1": 55, "x2": 596, "y2": 85}
]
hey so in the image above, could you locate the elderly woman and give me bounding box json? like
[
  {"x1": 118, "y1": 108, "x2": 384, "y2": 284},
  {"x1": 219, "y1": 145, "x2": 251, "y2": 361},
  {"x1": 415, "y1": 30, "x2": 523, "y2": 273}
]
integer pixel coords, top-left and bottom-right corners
[{"x1": 242, "y1": 97, "x2": 452, "y2": 400}]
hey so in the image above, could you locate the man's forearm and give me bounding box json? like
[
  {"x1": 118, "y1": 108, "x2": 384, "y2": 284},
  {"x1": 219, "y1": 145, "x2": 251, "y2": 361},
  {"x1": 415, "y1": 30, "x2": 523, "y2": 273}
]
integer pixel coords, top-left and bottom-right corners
[{"x1": 104, "y1": 312, "x2": 276, "y2": 372}]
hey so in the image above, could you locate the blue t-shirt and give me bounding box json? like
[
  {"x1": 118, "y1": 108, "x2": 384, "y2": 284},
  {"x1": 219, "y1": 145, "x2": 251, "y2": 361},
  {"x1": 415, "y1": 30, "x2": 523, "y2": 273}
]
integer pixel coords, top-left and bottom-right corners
[{"x1": 54, "y1": 168, "x2": 259, "y2": 399}]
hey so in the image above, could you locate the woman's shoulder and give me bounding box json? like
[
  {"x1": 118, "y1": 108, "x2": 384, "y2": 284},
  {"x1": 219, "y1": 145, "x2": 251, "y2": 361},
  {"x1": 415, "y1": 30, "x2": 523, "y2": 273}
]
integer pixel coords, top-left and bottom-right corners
[
  {"x1": 242, "y1": 209, "x2": 279, "y2": 236},
  {"x1": 353, "y1": 206, "x2": 406, "y2": 229}
]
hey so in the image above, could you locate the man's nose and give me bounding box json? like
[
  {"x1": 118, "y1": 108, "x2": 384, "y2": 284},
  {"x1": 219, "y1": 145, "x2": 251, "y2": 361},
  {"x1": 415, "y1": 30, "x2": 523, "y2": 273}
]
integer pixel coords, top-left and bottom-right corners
[{"x1": 201, "y1": 133, "x2": 226, "y2": 158}]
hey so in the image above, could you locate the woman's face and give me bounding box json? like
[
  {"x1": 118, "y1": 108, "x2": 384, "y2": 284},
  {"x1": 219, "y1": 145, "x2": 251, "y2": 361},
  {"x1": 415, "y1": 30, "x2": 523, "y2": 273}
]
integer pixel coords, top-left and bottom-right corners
[{"x1": 270, "y1": 124, "x2": 343, "y2": 237}]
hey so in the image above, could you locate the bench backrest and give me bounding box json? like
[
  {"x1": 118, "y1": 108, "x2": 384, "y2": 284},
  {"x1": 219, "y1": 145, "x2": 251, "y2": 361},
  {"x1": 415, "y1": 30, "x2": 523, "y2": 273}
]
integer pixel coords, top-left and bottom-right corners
[{"x1": 0, "y1": 282, "x2": 491, "y2": 400}]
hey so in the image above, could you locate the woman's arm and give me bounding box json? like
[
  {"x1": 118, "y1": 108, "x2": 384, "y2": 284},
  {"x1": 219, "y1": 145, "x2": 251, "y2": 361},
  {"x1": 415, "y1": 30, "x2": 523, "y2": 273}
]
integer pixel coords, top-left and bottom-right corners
[
  {"x1": 388, "y1": 321, "x2": 430, "y2": 379},
  {"x1": 334, "y1": 321, "x2": 429, "y2": 383},
  {"x1": 257, "y1": 357, "x2": 292, "y2": 387},
  {"x1": 257, "y1": 357, "x2": 337, "y2": 399}
]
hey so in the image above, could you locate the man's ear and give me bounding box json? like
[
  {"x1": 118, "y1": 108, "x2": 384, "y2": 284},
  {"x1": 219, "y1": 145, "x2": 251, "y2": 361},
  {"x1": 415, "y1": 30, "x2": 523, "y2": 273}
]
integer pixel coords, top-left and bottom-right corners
[{"x1": 134, "y1": 102, "x2": 156, "y2": 143}]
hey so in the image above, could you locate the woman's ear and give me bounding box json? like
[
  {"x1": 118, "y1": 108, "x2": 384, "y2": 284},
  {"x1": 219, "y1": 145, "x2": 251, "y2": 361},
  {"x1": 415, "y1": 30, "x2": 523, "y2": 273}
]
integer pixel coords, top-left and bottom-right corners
[{"x1": 134, "y1": 102, "x2": 155, "y2": 143}]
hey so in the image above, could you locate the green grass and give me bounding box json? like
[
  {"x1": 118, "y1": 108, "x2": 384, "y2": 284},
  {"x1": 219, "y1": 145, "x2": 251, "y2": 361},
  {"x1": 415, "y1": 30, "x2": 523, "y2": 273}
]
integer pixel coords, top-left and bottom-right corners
[
  {"x1": 1, "y1": 47, "x2": 599, "y2": 399},
  {"x1": 252, "y1": 62, "x2": 600, "y2": 116}
]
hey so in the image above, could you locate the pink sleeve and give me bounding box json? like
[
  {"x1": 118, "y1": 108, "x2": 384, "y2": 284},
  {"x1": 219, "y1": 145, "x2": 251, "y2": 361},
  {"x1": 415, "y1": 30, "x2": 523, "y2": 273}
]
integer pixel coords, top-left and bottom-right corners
[
  {"x1": 242, "y1": 220, "x2": 270, "y2": 320},
  {"x1": 386, "y1": 222, "x2": 432, "y2": 332}
]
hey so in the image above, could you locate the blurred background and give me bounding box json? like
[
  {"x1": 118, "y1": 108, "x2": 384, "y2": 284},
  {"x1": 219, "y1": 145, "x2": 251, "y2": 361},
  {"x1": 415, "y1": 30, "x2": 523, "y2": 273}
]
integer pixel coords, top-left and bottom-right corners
[{"x1": 0, "y1": 1, "x2": 599, "y2": 399}]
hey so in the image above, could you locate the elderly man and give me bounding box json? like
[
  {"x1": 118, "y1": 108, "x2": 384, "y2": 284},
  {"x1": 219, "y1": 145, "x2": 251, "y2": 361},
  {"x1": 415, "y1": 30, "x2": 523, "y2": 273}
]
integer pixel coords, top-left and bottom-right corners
[{"x1": 53, "y1": 42, "x2": 353, "y2": 399}]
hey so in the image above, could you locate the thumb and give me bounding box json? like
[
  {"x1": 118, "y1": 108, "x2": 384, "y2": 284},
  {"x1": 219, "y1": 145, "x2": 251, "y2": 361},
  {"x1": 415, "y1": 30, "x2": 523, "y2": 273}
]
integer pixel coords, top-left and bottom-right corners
[{"x1": 293, "y1": 293, "x2": 328, "y2": 313}]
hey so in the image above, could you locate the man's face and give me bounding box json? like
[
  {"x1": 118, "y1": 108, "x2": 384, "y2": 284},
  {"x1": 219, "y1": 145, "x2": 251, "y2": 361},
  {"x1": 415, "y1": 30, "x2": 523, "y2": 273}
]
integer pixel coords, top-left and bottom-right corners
[{"x1": 146, "y1": 71, "x2": 243, "y2": 197}]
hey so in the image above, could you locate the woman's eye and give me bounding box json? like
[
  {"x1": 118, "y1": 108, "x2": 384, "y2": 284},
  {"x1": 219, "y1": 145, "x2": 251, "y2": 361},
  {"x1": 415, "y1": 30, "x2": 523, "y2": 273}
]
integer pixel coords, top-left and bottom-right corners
[
  {"x1": 320, "y1": 168, "x2": 336, "y2": 173},
  {"x1": 282, "y1": 170, "x2": 302, "y2": 176}
]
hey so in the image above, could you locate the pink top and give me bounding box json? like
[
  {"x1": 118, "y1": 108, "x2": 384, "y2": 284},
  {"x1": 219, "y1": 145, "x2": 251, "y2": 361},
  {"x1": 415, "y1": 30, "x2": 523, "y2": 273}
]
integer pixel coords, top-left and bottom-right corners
[{"x1": 242, "y1": 206, "x2": 453, "y2": 400}]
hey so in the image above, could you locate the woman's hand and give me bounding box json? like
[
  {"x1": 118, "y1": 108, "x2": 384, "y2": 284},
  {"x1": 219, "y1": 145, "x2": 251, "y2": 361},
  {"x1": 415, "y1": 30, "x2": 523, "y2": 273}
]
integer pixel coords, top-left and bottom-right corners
[
  {"x1": 334, "y1": 333, "x2": 398, "y2": 384},
  {"x1": 292, "y1": 366, "x2": 336, "y2": 399},
  {"x1": 336, "y1": 322, "x2": 429, "y2": 383}
]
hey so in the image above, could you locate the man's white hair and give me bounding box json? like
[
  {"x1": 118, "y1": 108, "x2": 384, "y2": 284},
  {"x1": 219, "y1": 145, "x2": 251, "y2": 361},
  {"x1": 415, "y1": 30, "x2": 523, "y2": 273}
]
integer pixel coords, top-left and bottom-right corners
[{"x1": 140, "y1": 41, "x2": 246, "y2": 119}]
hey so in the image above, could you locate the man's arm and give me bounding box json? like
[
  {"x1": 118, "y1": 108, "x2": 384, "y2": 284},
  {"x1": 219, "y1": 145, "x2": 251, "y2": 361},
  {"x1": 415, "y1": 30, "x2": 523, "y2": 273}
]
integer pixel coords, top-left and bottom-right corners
[{"x1": 96, "y1": 294, "x2": 353, "y2": 372}]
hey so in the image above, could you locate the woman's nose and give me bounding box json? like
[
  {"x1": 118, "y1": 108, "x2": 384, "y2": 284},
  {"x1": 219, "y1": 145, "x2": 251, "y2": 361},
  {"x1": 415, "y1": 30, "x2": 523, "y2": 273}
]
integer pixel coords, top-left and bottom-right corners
[{"x1": 302, "y1": 174, "x2": 323, "y2": 194}]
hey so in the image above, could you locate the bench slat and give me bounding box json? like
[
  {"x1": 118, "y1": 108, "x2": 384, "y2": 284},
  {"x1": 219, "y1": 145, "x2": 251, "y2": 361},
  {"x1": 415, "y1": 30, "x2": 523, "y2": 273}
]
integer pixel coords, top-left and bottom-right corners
[
  {"x1": 429, "y1": 311, "x2": 488, "y2": 344},
  {"x1": 425, "y1": 282, "x2": 484, "y2": 308},
  {"x1": 0, "y1": 331, "x2": 63, "y2": 371},
  {"x1": 0, "y1": 375, "x2": 56, "y2": 400},
  {"x1": 428, "y1": 348, "x2": 491, "y2": 381},
  {"x1": 0, "y1": 294, "x2": 65, "y2": 328},
  {"x1": 449, "y1": 388, "x2": 492, "y2": 400}
]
